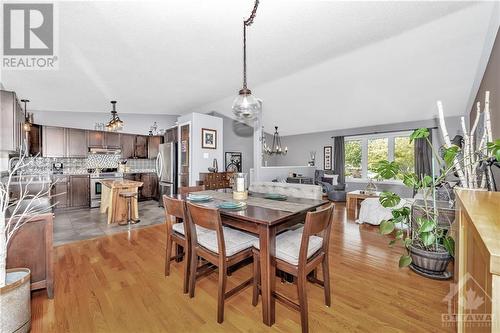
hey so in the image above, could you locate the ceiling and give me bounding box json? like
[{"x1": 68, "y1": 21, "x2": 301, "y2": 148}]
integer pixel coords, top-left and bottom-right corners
[{"x1": 1, "y1": 0, "x2": 499, "y2": 136}]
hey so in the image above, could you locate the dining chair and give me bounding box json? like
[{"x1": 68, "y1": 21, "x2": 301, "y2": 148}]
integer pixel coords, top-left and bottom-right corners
[
  {"x1": 178, "y1": 185, "x2": 205, "y2": 195},
  {"x1": 252, "y1": 204, "x2": 334, "y2": 333},
  {"x1": 163, "y1": 195, "x2": 197, "y2": 294},
  {"x1": 186, "y1": 202, "x2": 257, "y2": 323}
]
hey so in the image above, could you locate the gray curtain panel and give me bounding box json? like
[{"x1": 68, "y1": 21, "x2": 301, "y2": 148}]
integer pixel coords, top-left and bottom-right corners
[
  {"x1": 333, "y1": 136, "x2": 345, "y2": 185},
  {"x1": 414, "y1": 128, "x2": 433, "y2": 180}
]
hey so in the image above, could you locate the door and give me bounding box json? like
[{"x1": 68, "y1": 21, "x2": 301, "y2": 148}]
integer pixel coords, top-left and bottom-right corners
[
  {"x1": 88, "y1": 131, "x2": 105, "y2": 148},
  {"x1": 105, "y1": 132, "x2": 121, "y2": 148},
  {"x1": 148, "y1": 136, "x2": 162, "y2": 159},
  {"x1": 70, "y1": 175, "x2": 90, "y2": 208},
  {"x1": 42, "y1": 126, "x2": 66, "y2": 157},
  {"x1": 67, "y1": 128, "x2": 88, "y2": 157},
  {"x1": 135, "y1": 135, "x2": 148, "y2": 159},
  {"x1": 121, "y1": 134, "x2": 136, "y2": 159}
]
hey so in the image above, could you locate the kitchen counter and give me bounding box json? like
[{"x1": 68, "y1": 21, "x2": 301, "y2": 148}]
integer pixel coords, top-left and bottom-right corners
[{"x1": 100, "y1": 180, "x2": 143, "y2": 224}]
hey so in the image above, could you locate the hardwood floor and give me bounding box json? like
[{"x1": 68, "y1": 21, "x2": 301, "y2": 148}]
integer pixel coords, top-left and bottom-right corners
[{"x1": 31, "y1": 203, "x2": 453, "y2": 332}]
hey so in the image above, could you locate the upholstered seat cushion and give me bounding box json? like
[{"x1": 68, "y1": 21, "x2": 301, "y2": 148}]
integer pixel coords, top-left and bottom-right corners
[
  {"x1": 172, "y1": 223, "x2": 210, "y2": 236},
  {"x1": 253, "y1": 229, "x2": 323, "y2": 266},
  {"x1": 196, "y1": 227, "x2": 258, "y2": 256}
]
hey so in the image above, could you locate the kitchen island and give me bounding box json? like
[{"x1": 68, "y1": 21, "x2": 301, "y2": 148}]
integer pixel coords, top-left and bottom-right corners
[{"x1": 100, "y1": 179, "x2": 143, "y2": 224}]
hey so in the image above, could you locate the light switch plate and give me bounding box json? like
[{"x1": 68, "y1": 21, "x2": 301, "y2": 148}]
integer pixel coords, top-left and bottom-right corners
[{"x1": 203, "y1": 153, "x2": 209, "y2": 159}]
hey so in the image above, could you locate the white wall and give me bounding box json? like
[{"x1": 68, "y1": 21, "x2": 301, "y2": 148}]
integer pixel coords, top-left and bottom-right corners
[
  {"x1": 177, "y1": 113, "x2": 223, "y2": 186},
  {"x1": 31, "y1": 110, "x2": 178, "y2": 135},
  {"x1": 251, "y1": 166, "x2": 316, "y2": 183}
]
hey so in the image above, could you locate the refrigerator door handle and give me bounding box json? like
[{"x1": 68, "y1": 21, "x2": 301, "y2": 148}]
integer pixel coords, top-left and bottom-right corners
[{"x1": 156, "y1": 152, "x2": 163, "y2": 179}]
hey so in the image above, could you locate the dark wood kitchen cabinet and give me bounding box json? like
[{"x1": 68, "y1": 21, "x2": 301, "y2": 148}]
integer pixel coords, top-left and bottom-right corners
[
  {"x1": 28, "y1": 124, "x2": 42, "y2": 156},
  {"x1": 140, "y1": 173, "x2": 158, "y2": 200},
  {"x1": 51, "y1": 175, "x2": 69, "y2": 209},
  {"x1": 147, "y1": 136, "x2": 163, "y2": 159},
  {"x1": 88, "y1": 130, "x2": 105, "y2": 147},
  {"x1": 1, "y1": 90, "x2": 25, "y2": 152},
  {"x1": 135, "y1": 136, "x2": 148, "y2": 159},
  {"x1": 105, "y1": 132, "x2": 121, "y2": 148},
  {"x1": 66, "y1": 128, "x2": 88, "y2": 157},
  {"x1": 42, "y1": 126, "x2": 66, "y2": 157},
  {"x1": 121, "y1": 134, "x2": 136, "y2": 159},
  {"x1": 69, "y1": 175, "x2": 90, "y2": 208}
]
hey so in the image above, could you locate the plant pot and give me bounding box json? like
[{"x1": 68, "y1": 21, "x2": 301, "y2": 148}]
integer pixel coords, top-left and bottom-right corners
[
  {"x1": 408, "y1": 244, "x2": 452, "y2": 280},
  {"x1": 0, "y1": 268, "x2": 31, "y2": 333}
]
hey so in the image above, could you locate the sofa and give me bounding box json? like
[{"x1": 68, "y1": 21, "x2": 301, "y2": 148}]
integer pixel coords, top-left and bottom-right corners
[{"x1": 249, "y1": 181, "x2": 323, "y2": 200}]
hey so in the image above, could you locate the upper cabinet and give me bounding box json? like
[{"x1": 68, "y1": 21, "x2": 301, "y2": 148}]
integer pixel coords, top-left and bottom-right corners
[
  {"x1": 147, "y1": 136, "x2": 163, "y2": 159},
  {"x1": 42, "y1": 126, "x2": 66, "y2": 158},
  {"x1": 66, "y1": 128, "x2": 88, "y2": 157},
  {"x1": 121, "y1": 134, "x2": 136, "y2": 159},
  {"x1": 135, "y1": 135, "x2": 148, "y2": 159},
  {"x1": 105, "y1": 132, "x2": 121, "y2": 148},
  {"x1": 1, "y1": 90, "x2": 25, "y2": 153},
  {"x1": 88, "y1": 131, "x2": 121, "y2": 149},
  {"x1": 88, "y1": 131, "x2": 105, "y2": 148}
]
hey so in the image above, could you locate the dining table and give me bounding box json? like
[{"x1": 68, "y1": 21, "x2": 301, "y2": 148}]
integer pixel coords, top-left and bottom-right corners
[{"x1": 173, "y1": 189, "x2": 327, "y2": 327}]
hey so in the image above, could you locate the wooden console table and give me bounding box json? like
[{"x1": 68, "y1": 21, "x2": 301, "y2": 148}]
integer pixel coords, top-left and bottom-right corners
[
  {"x1": 455, "y1": 190, "x2": 500, "y2": 332},
  {"x1": 346, "y1": 190, "x2": 380, "y2": 219}
]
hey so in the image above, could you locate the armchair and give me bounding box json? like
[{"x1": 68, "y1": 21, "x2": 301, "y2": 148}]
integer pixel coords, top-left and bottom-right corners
[{"x1": 314, "y1": 170, "x2": 347, "y2": 202}]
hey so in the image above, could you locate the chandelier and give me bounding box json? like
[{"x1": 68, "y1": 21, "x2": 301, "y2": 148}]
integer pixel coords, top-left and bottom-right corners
[
  {"x1": 105, "y1": 101, "x2": 123, "y2": 131},
  {"x1": 263, "y1": 126, "x2": 288, "y2": 156},
  {"x1": 232, "y1": 0, "x2": 261, "y2": 120}
]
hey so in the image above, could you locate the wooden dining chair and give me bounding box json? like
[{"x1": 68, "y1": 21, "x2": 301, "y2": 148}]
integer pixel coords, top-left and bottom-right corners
[
  {"x1": 252, "y1": 204, "x2": 334, "y2": 333},
  {"x1": 186, "y1": 202, "x2": 257, "y2": 323},
  {"x1": 162, "y1": 195, "x2": 194, "y2": 294},
  {"x1": 178, "y1": 185, "x2": 205, "y2": 195}
]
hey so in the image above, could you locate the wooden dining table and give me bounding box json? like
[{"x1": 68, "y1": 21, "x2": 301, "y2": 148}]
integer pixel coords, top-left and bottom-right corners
[{"x1": 173, "y1": 190, "x2": 327, "y2": 327}]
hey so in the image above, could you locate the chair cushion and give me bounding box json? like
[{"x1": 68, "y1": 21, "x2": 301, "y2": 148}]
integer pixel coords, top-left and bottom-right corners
[
  {"x1": 253, "y1": 229, "x2": 323, "y2": 266},
  {"x1": 172, "y1": 223, "x2": 210, "y2": 236},
  {"x1": 197, "y1": 227, "x2": 257, "y2": 256}
]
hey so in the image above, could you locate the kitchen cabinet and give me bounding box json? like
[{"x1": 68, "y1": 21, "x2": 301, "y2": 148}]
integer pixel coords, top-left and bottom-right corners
[
  {"x1": 88, "y1": 130, "x2": 105, "y2": 148},
  {"x1": 66, "y1": 128, "x2": 88, "y2": 157},
  {"x1": 42, "y1": 126, "x2": 66, "y2": 158},
  {"x1": 105, "y1": 132, "x2": 121, "y2": 148},
  {"x1": 69, "y1": 175, "x2": 90, "y2": 208},
  {"x1": 135, "y1": 136, "x2": 148, "y2": 159},
  {"x1": 147, "y1": 136, "x2": 162, "y2": 159},
  {"x1": 165, "y1": 127, "x2": 178, "y2": 143},
  {"x1": 140, "y1": 173, "x2": 158, "y2": 200},
  {"x1": 51, "y1": 175, "x2": 69, "y2": 209},
  {"x1": 121, "y1": 134, "x2": 136, "y2": 159},
  {"x1": 28, "y1": 124, "x2": 42, "y2": 156},
  {"x1": 0, "y1": 90, "x2": 25, "y2": 152}
]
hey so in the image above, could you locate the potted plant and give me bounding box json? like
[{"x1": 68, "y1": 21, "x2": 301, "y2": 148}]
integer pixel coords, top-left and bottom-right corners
[
  {"x1": 0, "y1": 151, "x2": 53, "y2": 333},
  {"x1": 375, "y1": 92, "x2": 499, "y2": 279}
]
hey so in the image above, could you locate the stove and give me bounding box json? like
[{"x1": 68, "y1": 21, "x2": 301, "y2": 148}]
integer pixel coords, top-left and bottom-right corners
[{"x1": 89, "y1": 170, "x2": 123, "y2": 208}]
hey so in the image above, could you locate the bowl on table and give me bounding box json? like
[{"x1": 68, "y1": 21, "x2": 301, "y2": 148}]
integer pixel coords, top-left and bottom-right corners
[{"x1": 263, "y1": 193, "x2": 288, "y2": 201}]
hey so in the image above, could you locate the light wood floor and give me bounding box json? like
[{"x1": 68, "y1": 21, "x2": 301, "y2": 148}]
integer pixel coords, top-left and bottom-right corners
[{"x1": 31, "y1": 203, "x2": 454, "y2": 332}]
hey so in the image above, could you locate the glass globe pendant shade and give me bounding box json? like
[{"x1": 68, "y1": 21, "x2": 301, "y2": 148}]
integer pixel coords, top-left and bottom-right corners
[{"x1": 232, "y1": 89, "x2": 260, "y2": 120}]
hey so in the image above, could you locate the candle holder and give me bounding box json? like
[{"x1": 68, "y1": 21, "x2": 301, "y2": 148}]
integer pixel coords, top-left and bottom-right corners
[{"x1": 233, "y1": 172, "x2": 248, "y2": 200}]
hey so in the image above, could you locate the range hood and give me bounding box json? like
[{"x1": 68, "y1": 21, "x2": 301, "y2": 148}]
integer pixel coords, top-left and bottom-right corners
[{"x1": 88, "y1": 148, "x2": 121, "y2": 155}]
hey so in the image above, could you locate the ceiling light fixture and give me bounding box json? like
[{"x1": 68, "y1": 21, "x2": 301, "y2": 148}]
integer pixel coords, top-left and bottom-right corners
[
  {"x1": 105, "y1": 101, "x2": 123, "y2": 131},
  {"x1": 232, "y1": 0, "x2": 261, "y2": 120},
  {"x1": 21, "y1": 99, "x2": 31, "y2": 132},
  {"x1": 263, "y1": 126, "x2": 287, "y2": 156}
]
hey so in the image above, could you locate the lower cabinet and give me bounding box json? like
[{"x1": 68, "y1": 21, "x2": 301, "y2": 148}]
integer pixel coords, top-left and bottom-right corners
[
  {"x1": 123, "y1": 173, "x2": 158, "y2": 201},
  {"x1": 51, "y1": 176, "x2": 69, "y2": 209},
  {"x1": 69, "y1": 175, "x2": 90, "y2": 208}
]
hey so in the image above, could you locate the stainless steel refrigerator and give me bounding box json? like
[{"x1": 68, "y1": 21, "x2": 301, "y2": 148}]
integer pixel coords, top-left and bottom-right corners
[{"x1": 156, "y1": 142, "x2": 177, "y2": 207}]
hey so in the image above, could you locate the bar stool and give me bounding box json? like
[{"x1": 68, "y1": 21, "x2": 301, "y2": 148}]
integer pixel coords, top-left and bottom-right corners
[{"x1": 119, "y1": 191, "x2": 140, "y2": 226}]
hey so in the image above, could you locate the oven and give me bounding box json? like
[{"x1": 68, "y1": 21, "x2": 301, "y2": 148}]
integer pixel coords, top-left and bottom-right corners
[{"x1": 90, "y1": 173, "x2": 123, "y2": 208}]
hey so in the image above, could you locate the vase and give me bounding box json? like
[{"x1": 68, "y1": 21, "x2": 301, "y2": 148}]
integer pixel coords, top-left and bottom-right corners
[{"x1": 0, "y1": 268, "x2": 31, "y2": 333}]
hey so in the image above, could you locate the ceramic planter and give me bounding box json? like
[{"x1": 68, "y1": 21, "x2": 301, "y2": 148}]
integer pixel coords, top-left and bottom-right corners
[{"x1": 0, "y1": 268, "x2": 31, "y2": 333}]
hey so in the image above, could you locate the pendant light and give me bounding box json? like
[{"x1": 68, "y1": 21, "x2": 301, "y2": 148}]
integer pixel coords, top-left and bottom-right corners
[
  {"x1": 21, "y1": 99, "x2": 31, "y2": 132},
  {"x1": 232, "y1": 0, "x2": 261, "y2": 120},
  {"x1": 105, "y1": 101, "x2": 123, "y2": 131}
]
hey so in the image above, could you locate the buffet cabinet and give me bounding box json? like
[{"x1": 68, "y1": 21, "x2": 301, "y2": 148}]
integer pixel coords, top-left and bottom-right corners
[
  {"x1": 455, "y1": 190, "x2": 500, "y2": 333},
  {"x1": 198, "y1": 172, "x2": 234, "y2": 190}
]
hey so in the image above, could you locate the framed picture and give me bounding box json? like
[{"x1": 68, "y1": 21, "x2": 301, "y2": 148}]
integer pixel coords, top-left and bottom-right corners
[
  {"x1": 225, "y1": 152, "x2": 242, "y2": 172},
  {"x1": 201, "y1": 128, "x2": 217, "y2": 149},
  {"x1": 324, "y1": 146, "x2": 332, "y2": 170}
]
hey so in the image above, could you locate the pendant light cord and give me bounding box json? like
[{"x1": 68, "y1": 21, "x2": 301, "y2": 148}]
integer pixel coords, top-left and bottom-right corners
[{"x1": 242, "y1": 0, "x2": 259, "y2": 90}]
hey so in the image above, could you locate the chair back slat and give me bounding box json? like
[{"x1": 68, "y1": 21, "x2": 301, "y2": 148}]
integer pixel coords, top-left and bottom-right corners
[
  {"x1": 298, "y1": 204, "x2": 334, "y2": 267},
  {"x1": 178, "y1": 185, "x2": 205, "y2": 195},
  {"x1": 186, "y1": 202, "x2": 226, "y2": 257}
]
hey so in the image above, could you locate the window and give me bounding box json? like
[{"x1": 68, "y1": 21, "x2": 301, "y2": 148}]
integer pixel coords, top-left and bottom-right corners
[
  {"x1": 345, "y1": 140, "x2": 362, "y2": 178},
  {"x1": 345, "y1": 132, "x2": 414, "y2": 181}
]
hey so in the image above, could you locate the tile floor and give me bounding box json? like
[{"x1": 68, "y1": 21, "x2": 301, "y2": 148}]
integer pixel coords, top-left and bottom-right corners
[{"x1": 53, "y1": 200, "x2": 165, "y2": 246}]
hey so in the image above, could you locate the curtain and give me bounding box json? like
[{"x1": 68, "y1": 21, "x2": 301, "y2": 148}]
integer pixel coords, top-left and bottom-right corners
[
  {"x1": 333, "y1": 136, "x2": 345, "y2": 185},
  {"x1": 414, "y1": 128, "x2": 433, "y2": 180}
]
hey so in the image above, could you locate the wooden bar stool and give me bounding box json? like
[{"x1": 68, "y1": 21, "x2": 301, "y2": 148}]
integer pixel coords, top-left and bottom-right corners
[
  {"x1": 118, "y1": 191, "x2": 140, "y2": 226},
  {"x1": 252, "y1": 204, "x2": 334, "y2": 333},
  {"x1": 186, "y1": 202, "x2": 257, "y2": 323}
]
